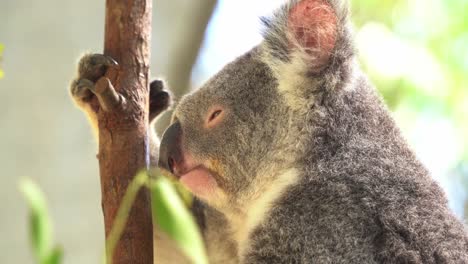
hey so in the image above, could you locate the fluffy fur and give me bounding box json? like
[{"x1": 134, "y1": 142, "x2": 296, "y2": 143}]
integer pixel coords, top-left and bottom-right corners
[
  {"x1": 71, "y1": 0, "x2": 468, "y2": 263},
  {"x1": 169, "y1": 0, "x2": 468, "y2": 262}
]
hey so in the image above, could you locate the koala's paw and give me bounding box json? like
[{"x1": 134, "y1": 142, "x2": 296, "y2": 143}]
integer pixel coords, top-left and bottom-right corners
[
  {"x1": 149, "y1": 79, "x2": 171, "y2": 122},
  {"x1": 70, "y1": 78, "x2": 94, "y2": 102},
  {"x1": 70, "y1": 53, "x2": 170, "y2": 121},
  {"x1": 70, "y1": 53, "x2": 118, "y2": 111}
]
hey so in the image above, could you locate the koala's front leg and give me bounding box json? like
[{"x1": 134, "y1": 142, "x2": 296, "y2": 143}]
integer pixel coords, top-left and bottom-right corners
[
  {"x1": 70, "y1": 53, "x2": 171, "y2": 152},
  {"x1": 70, "y1": 53, "x2": 116, "y2": 136}
]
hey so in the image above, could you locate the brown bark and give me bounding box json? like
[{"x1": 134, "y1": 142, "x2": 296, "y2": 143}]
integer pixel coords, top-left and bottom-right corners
[{"x1": 96, "y1": 0, "x2": 153, "y2": 263}]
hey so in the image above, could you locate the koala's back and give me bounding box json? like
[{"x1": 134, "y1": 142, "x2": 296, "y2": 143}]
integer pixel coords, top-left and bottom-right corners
[{"x1": 243, "y1": 77, "x2": 468, "y2": 263}]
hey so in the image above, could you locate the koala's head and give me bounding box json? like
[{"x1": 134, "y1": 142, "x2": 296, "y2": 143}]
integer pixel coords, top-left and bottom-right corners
[{"x1": 159, "y1": 0, "x2": 354, "y2": 210}]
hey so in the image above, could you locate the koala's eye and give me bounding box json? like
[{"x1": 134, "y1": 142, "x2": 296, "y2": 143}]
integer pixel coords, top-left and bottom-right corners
[
  {"x1": 209, "y1": 110, "x2": 222, "y2": 121},
  {"x1": 205, "y1": 107, "x2": 224, "y2": 128}
]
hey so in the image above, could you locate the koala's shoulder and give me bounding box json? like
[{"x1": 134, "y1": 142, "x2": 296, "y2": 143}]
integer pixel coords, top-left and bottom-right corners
[{"x1": 243, "y1": 176, "x2": 381, "y2": 263}]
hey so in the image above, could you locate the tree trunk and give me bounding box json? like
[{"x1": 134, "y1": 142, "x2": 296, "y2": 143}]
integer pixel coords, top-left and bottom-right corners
[{"x1": 97, "y1": 0, "x2": 153, "y2": 263}]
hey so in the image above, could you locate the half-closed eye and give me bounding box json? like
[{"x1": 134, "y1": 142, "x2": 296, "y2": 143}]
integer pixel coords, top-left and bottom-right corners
[{"x1": 205, "y1": 107, "x2": 224, "y2": 128}]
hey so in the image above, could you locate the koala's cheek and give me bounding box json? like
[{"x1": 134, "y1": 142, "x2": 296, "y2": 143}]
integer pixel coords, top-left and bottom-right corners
[{"x1": 180, "y1": 168, "x2": 219, "y2": 201}]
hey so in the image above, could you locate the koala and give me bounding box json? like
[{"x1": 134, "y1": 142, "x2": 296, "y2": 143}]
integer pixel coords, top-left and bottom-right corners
[{"x1": 71, "y1": 0, "x2": 468, "y2": 263}]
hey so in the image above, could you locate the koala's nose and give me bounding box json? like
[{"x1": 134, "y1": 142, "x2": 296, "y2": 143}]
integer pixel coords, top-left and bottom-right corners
[{"x1": 158, "y1": 120, "x2": 183, "y2": 174}]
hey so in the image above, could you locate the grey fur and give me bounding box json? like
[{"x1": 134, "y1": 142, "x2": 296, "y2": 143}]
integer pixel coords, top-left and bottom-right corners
[
  {"x1": 170, "y1": 0, "x2": 468, "y2": 263},
  {"x1": 71, "y1": 0, "x2": 468, "y2": 263}
]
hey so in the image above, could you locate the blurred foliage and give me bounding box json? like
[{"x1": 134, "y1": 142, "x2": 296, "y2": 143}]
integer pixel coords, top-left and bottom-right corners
[
  {"x1": 103, "y1": 171, "x2": 206, "y2": 264},
  {"x1": 102, "y1": 173, "x2": 149, "y2": 264},
  {"x1": 20, "y1": 173, "x2": 206, "y2": 264},
  {"x1": 351, "y1": 0, "x2": 468, "y2": 161},
  {"x1": 0, "y1": 43, "x2": 4, "y2": 79},
  {"x1": 151, "y1": 175, "x2": 208, "y2": 264},
  {"x1": 19, "y1": 178, "x2": 63, "y2": 264},
  {"x1": 96, "y1": 171, "x2": 206, "y2": 264}
]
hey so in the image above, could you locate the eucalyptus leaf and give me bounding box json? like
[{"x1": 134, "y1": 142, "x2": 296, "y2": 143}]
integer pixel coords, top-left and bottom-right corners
[
  {"x1": 19, "y1": 178, "x2": 52, "y2": 263},
  {"x1": 45, "y1": 247, "x2": 63, "y2": 264},
  {"x1": 151, "y1": 176, "x2": 208, "y2": 264},
  {"x1": 19, "y1": 178, "x2": 63, "y2": 264}
]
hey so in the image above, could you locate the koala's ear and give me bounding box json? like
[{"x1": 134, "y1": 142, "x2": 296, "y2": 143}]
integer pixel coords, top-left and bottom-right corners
[{"x1": 261, "y1": 0, "x2": 349, "y2": 75}]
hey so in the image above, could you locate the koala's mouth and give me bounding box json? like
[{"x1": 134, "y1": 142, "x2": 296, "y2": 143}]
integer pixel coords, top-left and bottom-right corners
[
  {"x1": 158, "y1": 120, "x2": 220, "y2": 200},
  {"x1": 173, "y1": 164, "x2": 219, "y2": 200},
  {"x1": 177, "y1": 165, "x2": 214, "y2": 188}
]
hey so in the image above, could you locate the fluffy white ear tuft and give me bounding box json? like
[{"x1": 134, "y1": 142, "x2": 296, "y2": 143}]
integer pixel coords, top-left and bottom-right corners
[
  {"x1": 261, "y1": 0, "x2": 352, "y2": 108},
  {"x1": 261, "y1": 0, "x2": 344, "y2": 75},
  {"x1": 287, "y1": 0, "x2": 337, "y2": 70}
]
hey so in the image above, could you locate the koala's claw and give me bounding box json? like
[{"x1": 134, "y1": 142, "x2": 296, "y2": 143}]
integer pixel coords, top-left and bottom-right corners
[
  {"x1": 71, "y1": 78, "x2": 95, "y2": 101},
  {"x1": 78, "y1": 53, "x2": 118, "y2": 82},
  {"x1": 149, "y1": 79, "x2": 171, "y2": 121},
  {"x1": 71, "y1": 53, "x2": 119, "y2": 109},
  {"x1": 71, "y1": 54, "x2": 170, "y2": 120}
]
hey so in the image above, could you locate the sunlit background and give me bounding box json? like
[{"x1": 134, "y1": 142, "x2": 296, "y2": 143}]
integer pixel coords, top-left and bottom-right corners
[{"x1": 1, "y1": 0, "x2": 467, "y2": 263}]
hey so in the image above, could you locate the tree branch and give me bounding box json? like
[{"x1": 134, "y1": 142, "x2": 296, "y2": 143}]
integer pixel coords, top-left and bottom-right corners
[{"x1": 97, "y1": 0, "x2": 153, "y2": 263}]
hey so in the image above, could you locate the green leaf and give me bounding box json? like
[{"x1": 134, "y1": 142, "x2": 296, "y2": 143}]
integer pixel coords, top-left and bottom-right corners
[
  {"x1": 151, "y1": 176, "x2": 208, "y2": 264},
  {"x1": 19, "y1": 178, "x2": 63, "y2": 264},
  {"x1": 45, "y1": 247, "x2": 63, "y2": 264},
  {"x1": 104, "y1": 172, "x2": 149, "y2": 263},
  {"x1": 19, "y1": 178, "x2": 52, "y2": 263}
]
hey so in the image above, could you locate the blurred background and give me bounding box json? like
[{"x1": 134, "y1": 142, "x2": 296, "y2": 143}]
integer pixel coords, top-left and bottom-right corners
[{"x1": 1, "y1": 0, "x2": 467, "y2": 263}]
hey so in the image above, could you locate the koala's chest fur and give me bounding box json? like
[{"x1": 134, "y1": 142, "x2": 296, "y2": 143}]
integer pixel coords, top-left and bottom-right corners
[{"x1": 221, "y1": 169, "x2": 301, "y2": 259}]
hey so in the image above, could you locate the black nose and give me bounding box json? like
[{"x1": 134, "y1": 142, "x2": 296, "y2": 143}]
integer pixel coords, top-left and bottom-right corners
[{"x1": 158, "y1": 121, "x2": 183, "y2": 174}]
